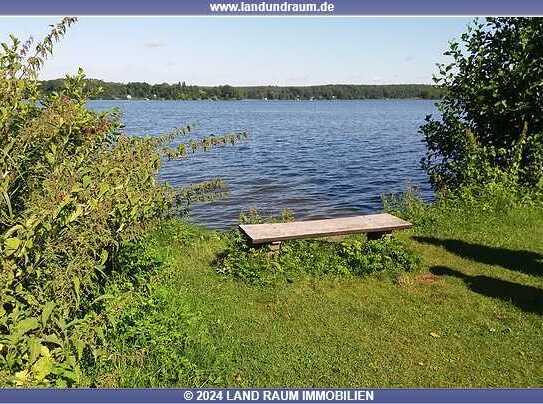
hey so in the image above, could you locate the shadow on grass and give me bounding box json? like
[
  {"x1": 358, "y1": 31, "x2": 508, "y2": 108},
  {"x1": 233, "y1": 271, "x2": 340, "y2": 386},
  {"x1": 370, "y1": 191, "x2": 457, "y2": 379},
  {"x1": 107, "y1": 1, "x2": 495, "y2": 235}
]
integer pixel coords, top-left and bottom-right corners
[
  {"x1": 413, "y1": 236, "x2": 543, "y2": 277},
  {"x1": 431, "y1": 266, "x2": 543, "y2": 315}
]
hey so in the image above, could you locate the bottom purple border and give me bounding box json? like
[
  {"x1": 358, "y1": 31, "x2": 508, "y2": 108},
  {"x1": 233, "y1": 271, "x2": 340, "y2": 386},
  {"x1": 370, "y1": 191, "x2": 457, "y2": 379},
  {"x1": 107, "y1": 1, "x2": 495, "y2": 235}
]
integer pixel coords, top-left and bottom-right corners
[{"x1": 0, "y1": 388, "x2": 542, "y2": 403}]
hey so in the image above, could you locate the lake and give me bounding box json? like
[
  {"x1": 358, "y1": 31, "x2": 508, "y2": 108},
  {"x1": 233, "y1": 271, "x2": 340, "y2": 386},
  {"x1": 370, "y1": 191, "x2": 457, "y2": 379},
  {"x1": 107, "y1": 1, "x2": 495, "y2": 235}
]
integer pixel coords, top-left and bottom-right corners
[{"x1": 90, "y1": 100, "x2": 437, "y2": 229}]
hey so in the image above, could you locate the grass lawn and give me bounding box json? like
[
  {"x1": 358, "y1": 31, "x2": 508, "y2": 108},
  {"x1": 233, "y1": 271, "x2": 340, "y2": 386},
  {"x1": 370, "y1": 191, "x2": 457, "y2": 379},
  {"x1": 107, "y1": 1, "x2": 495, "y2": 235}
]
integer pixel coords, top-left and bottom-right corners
[{"x1": 94, "y1": 204, "x2": 543, "y2": 387}]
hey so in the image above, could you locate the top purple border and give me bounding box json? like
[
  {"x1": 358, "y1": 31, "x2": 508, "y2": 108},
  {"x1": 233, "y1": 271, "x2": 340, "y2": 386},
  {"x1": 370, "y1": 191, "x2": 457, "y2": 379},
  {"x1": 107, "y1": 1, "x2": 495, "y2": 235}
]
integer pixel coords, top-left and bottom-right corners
[{"x1": 1, "y1": 0, "x2": 543, "y2": 15}]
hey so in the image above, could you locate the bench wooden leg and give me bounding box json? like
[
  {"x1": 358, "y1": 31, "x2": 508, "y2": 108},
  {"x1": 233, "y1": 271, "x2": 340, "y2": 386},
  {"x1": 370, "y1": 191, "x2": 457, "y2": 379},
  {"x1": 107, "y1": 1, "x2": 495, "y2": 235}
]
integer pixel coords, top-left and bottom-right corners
[
  {"x1": 269, "y1": 241, "x2": 282, "y2": 251},
  {"x1": 367, "y1": 231, "x2": 392, "y2": 240},
  {"x1": 261, "y1": 241, "x2": 282, "y2": 256}
]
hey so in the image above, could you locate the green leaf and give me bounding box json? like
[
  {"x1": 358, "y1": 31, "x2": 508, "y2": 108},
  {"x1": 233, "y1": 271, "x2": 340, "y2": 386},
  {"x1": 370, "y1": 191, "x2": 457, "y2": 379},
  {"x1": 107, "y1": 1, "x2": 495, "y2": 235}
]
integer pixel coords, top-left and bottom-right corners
[
  {"x1": 4, "y1": 237, "x2": 21, "y2": 257},
  {"x1": 13, "y1": 317, "x2": 39, "y2": 337},
  {"x1": 28, "y1": 338, "x2": 42, "y2": 363},
  {"x1": 95, "y1": 326, "x2": 105, "y2": 342},
  {"x1": 99, "y1": 249, "x2": 108, "y2": 265},
  {"x1": 32, "y1": 355, "x2": 53, "y2": 381},
  {"x1": 41, "y1": 302, "x2": 55, "y2": 328},
  {"x1": 42, "y1": 334, "x2": 63, "y2": 347},
  {"x1": 82, "y1": 175, "x2": 92, "y2": 188},
  {"x1": 74, "y1": 339, "x2": 85, "y2": 359},
  {"x1": 99, "y1": 183, "x2": 109, "y2": 196},
  {"x1": 67, "y1": 205, "x2": 84, "y2": 223}
]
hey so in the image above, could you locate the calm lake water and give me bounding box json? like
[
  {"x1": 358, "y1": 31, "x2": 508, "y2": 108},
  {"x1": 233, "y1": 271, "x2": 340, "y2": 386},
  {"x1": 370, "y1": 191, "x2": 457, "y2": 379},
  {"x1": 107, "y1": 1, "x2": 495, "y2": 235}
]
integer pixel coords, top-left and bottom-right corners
[{"x1": 90, "y1": 100, "x2": 437, "y2": 229}]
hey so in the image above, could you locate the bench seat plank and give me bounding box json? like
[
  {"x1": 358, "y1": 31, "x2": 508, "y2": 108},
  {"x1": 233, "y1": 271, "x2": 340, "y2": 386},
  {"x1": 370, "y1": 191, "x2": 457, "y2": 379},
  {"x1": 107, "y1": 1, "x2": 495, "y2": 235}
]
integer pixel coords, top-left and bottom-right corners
[{"x1": 239, "y1": 213, "x2": 412, "y2": 245}]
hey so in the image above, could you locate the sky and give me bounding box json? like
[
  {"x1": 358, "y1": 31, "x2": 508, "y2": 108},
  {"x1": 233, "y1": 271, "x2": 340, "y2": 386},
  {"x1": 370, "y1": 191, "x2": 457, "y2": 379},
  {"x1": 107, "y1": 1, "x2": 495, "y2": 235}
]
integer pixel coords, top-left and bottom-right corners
[{"x1": 0, "y1": 17, "x2": 473, "y2": 86}]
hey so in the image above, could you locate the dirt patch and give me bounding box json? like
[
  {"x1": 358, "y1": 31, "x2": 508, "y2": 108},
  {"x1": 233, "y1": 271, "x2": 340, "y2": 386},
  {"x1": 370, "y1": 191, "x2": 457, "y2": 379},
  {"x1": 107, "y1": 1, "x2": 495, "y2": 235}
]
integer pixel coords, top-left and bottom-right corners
[{"x1": 415, "y1": 273, "x2": 440, "y2": 285}]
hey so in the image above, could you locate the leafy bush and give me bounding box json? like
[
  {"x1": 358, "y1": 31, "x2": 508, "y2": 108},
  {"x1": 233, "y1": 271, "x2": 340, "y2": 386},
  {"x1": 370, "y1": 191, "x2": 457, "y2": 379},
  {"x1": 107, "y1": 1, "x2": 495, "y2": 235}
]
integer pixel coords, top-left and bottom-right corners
[
  {"x1": 216, "y1": 211, "x2": 419, "y2": 285},
  {"x1": 340, "y1": 237, "x2": 420, "y2": 276},
  {"x1": 421, "y1": 17, "x2": 543, "y2": 191},
  {"x1": 0, "y1": 20, "x2": 243, "y2": 386}
]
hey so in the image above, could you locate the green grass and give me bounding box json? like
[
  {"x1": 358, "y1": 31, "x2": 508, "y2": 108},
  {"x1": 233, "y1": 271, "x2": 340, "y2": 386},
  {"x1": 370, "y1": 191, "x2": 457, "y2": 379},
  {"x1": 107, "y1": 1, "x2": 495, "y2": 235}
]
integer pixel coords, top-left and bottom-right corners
[{"x1": 93, "y1": 203, "x2": 543, "y2": 387}]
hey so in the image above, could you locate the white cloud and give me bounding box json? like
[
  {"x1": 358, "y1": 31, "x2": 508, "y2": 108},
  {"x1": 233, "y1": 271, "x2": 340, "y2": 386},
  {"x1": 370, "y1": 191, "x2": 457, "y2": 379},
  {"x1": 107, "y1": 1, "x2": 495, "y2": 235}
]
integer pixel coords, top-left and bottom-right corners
[{"x1": 143, "y1": 41, "x2": 165, "y2": 49}]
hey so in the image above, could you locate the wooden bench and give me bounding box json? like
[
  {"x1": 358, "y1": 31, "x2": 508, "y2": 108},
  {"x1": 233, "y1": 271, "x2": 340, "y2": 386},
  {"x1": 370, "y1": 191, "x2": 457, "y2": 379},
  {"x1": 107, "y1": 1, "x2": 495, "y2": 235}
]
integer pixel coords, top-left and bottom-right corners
[{"x1": 239, "y1": 213, "x2": 412, "y2": 248}]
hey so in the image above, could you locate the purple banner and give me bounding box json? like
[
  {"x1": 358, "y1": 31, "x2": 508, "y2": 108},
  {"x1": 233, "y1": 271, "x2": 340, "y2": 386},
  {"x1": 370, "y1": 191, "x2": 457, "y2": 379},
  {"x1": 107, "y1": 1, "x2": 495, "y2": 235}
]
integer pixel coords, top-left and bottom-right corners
[
  {"x1": 1, "y1": 0, "x2": 543, "y2": 15},
  {"x1": 0, "y1": 389, "x2": 543, "y2": 403}
]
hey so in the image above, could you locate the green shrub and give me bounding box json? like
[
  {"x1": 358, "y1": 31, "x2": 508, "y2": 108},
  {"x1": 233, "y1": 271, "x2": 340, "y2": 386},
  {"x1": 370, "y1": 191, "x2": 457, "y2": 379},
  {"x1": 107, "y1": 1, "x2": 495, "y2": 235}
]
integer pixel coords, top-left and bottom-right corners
[
  {"x1": 340, "y1": 237, "x2": 420, "y2": 276},
  {"x1": 421, "y1": 18, "x2": 543, "y2": 191},
  {"x1": 0, "y1": 20, "x2": 243, "y2": 386}
]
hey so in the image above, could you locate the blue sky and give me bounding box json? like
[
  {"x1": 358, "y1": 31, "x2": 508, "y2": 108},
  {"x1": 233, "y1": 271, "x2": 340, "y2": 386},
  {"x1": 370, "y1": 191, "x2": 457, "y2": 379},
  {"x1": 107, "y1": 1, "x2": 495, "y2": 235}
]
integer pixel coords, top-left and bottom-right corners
[{"x1": 0, "y1": 17, "x2": 472, "y2": 85}]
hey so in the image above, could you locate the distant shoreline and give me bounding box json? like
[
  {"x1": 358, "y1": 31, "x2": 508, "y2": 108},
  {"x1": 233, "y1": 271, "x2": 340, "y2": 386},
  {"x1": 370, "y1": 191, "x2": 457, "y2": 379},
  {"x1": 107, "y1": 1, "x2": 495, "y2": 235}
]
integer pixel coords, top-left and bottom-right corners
[
  {"x1": 88, "y1": 97, "x2": 440, "y2": 101},
  {"x1": 41, "y1": 79, "x2": 442, "y2": 101}
]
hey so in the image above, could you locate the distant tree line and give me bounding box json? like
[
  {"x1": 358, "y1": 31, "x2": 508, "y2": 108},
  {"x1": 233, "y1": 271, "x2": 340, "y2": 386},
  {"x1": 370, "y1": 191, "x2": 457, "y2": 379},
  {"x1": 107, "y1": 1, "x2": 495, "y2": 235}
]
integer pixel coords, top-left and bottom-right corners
[{"x1": 40, "y1": 79, "x2": 443, "y2": 100}]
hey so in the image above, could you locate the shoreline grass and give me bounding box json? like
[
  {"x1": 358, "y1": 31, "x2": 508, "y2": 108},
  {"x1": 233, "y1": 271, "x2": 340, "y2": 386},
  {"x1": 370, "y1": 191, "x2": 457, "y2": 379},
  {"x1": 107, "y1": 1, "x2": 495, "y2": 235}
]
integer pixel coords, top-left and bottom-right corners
[{"x1": 93, "y1": 202, "x2": 543, "y2": 387}]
